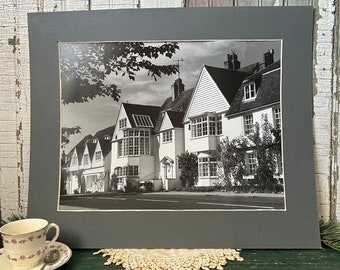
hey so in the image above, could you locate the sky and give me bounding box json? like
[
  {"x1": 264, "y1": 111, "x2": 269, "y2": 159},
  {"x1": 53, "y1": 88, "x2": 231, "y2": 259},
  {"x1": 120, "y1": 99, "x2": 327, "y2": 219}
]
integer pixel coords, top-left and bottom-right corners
[{"x1": 61, "y1": 40, "x2": 281, "y2": 153}]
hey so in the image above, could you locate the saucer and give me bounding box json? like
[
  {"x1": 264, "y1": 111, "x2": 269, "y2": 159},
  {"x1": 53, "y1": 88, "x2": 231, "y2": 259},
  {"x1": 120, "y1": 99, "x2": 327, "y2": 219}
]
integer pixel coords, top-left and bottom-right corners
[{"x1": 0, "y1": 241, "x2": 72, "y2": 270}]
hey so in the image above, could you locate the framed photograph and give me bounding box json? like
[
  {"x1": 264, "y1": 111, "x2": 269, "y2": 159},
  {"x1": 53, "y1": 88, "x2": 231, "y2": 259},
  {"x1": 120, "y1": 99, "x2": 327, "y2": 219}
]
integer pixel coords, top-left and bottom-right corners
[{"x1": 28, "y1": 7, "x2": 320, "y2": 248}]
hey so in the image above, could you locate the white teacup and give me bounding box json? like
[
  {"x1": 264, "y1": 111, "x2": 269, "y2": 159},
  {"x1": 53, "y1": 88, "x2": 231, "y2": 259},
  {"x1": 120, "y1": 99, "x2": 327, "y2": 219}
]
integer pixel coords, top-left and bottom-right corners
[{"x1": 0, "y1": 218, "x2": 60, "y2": 269}]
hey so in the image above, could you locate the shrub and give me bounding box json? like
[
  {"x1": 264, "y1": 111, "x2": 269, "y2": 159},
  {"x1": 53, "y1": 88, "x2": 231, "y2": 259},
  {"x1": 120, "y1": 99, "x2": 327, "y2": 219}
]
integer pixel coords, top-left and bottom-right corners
[{"x1": 125, "y1": 178, "x2": 139, "y2": 193}]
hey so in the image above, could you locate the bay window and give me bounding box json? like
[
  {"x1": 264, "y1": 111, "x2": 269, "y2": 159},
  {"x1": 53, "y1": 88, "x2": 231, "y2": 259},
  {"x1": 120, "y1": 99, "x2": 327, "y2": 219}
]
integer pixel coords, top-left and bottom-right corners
[
  {"x1": 191, "y1": 114, "x2": 223, "y2": 138},
  {"x1": 118, "y1": 129, "x2": 150, "y2": 157}
]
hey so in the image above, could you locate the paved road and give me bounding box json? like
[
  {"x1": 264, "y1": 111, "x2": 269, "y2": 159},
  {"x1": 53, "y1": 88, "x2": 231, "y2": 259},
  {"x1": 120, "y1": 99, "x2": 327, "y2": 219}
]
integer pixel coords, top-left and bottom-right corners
[{"x1": 59, "y1": 192, "x2": 285, "y2": 210}]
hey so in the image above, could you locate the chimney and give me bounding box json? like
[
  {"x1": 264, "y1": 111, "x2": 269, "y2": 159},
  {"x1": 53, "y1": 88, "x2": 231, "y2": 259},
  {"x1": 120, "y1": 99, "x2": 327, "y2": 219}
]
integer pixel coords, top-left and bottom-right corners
[
  {"x1": 264, "y1": 49, "x2": 274, "y2": 67},
  {"x1": 171, "y1": 78, "x2": 185, "y2": 100},
  {"x1": 224, "y1": 52, "x2": 240, "y2": 70}
]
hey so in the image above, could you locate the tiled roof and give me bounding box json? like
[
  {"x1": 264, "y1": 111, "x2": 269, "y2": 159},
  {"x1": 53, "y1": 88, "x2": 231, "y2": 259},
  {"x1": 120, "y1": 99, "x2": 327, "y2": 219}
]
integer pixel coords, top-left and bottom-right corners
[
  {"x1": 99, "y1": 139, "x2": 111, "y2": 158},
  {"x1": 69, "y1": 134, "x2": 93, "y2": 164},
  {"x1": 204, "y1": 65, "x2": 250, "y2": 104},
  {"x1": 94, "y1": 125, "x2": 115, "y2": 139},
  {"x1": 167, "y1": 111, "x2": 186, "y2": 128},
  {"x1": 226, "y1": 61, "x2": 281, "y2": 117},
  {"x1": 238, "y1": 62, "x2": 260, "y2": 75},
  {"x1": 86, "y1": 142, "x2": 97, "y2": 160},
  {"x1": 154, "y1": 89, "x2": 193, "y2": 132},
  {"x1": 161, "y1": 88, "x2": 194, "y2": 112}
]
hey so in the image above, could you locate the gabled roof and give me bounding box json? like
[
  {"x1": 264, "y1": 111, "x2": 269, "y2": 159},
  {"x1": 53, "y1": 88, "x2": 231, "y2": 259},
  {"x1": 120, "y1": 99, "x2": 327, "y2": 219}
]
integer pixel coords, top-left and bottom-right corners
[
  {"x1": 167, "y1": 111, "x2": 186, "y2": 128},
  {"x1": 123, "y1": 103, "x2": 161, "y2": 129},
  {"x1": 94, "y1": 125, "x2": 115, "y2": 139},
  {"x1": 238, "y1": 62, "x2": 260, "y2": 75},
  {"x1": 86, "y1": 142, "x2": 97, "y2": 161},
  {"x1": 98, "y1": 139, "x2": 111, "y2": 158},
  {"x1": 161, "y1": 88, "x2": 194, "y2": 112},
  {"x1": 154, "y1": 89, "x2": 193, "y2": 133},
  {"x1": 204, "y1": 65, "x2": 250, "y2": 104},
  {"x1": 226, "y1": 60, "x2": 281, "y2": 117},
  {"x1": 68, "y1": 134, "x2": 93, "y2": 164}
]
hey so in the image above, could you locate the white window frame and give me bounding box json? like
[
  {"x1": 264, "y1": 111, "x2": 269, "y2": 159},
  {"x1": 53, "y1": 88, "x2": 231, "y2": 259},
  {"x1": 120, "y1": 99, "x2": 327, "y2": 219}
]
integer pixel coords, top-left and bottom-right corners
[
  {"x1": 118, "y1": 129, "x2": 150, "y2": 157},
  {"x1": 246, "y1": 152, "x2": 258, "y2": 175},
  {"x1": 119, "y1": 118, "x2": 127, "y2": 129},
  {"x1": 71, "y1": 155, "x2": 78, "y2": 166},
  {"x1": 83, "y1": 154, "x2": 89, "y2": 166},
  {"x1": 244, "y1": 82, "x2": 256, "y2": 101},
  {"x1": 132, "y1": 114, "x2": 154, "y2": 128},
  {"x1": 162, "y1": 130, "x2": 173, "y2": 143},
  {"x1": 191, "y1": 114, "x2": 222, "y2": 138},
  {"x1": 273, "y1": 107, "x2": 281, "y2": 130},
  {"x1": 115, "y1": 165, "x2": 139, "y2": 178},
  {"x1": 198, "y1": 157, "x2": 217, "y2": 178},
  {"x1": 95, "y1": 151, "x2": 101, "y2": 161},
  {"x1": 244, "y1": 114, "x2": 254, "y2": 134}
]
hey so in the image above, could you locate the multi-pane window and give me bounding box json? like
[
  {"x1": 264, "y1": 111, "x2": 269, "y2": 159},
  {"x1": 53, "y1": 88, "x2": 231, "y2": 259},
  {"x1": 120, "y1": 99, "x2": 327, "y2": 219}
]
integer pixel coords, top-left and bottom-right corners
[
  {"x1": 115, "y1": 167, "x2": 123, "y2": 177},
  {"x1": 244, "y1": 114, "x2": 254, "y2": 134},
  {"x1": 72, "y1": 155, "x2": 78, "y2": 166},
  {"x1": 163, "y1": 130, "x2": 173, "y2": 143},
  {"x1": 119, "y1": 118, "x2": 127, "y2": 129},
  {"x1": 209, "y1": 158, "x2": 217, "y2": 177},
  {"x1": 114, "y1": 167, "x2": 124, "y2": 183},
  {"x1": 83, "y1": 154, "x2": 89, "y2": 166},
  {"x1": 191, "y1": 114, "x2": 223, "y2": 138},
  {"x1": 216, "y1": 115, "x2": 222, "y2": 135},
  {"x1": 244, "y1": 82, "x2": 256, "y2": 101},
  {"x1": 115, "y1": 166, "x2": 139, "y2": 176},
  {"x1": 209, "y1": 117, "x2": 216, "y2": 135},
  {"x1": 118, "y1": 130, "x2": 150, "y2": 157},
  {"x1": 247, "y1": 152, "x2": 258, "y2": 175},
  {"x1": 127, "y1": 166, "x2": 139, "y2": 176},
  {"x1": 132, "y1": 114, "x2": 153, "y2": 127},
  {"x1": 95, "y1": 151, "x2": 101, "y2": 161},
  {"x1": 191, "y1": 116, "x2": 208, "y2": 137},
  {"x1": 198, "y1": 157, "x2": 217, "y2": 178},
  {"x1": 273, "y1": 107, "x2": 281, "y2": 130},
  {"x1": 114, "y1": 166, "x2": 139, "y2": 182}
]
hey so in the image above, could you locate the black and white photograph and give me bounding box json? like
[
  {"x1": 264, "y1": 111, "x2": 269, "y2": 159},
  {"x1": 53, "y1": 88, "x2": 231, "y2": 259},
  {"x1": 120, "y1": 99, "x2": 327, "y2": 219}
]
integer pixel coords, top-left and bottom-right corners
[{"x1": 58, "y1": 39, "x2": 285, "y2": 211}]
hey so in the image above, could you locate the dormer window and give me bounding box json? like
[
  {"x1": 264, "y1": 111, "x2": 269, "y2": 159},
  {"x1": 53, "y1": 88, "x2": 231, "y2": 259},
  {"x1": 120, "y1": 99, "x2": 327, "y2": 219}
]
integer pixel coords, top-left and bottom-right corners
[
  {"x1": 244, "y1": 82, "x2": 256, "y2": 101},
  {"x1": 132, "y1": 114, "x2": 153, "y2": 128}
]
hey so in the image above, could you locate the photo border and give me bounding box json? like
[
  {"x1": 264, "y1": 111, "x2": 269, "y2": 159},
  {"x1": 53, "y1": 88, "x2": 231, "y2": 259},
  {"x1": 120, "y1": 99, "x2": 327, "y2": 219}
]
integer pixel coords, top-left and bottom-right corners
[{"x1": 28, "y1": 7, "x2": 320, "y2": 248}]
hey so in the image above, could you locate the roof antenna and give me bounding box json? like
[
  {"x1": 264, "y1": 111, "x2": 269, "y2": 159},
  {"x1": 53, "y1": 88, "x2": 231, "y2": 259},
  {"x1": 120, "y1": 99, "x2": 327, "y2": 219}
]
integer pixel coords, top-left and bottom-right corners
[{"x1": 174, "y1": 58, "x2": 184, "y2": 80}]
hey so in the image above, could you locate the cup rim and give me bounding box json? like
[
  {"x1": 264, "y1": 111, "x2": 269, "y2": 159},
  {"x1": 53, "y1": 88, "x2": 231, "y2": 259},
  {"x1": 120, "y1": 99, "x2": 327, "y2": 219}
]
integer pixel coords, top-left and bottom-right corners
[{"x1": 0, "y1": 218, "x2": 49, "y2": 236}]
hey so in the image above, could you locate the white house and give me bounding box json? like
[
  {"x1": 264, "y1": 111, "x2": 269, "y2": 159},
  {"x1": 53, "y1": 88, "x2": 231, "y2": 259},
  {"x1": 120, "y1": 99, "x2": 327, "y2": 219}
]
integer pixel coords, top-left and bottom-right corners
[
  {"x1": 65, "y1": 126, "x2": 114, "y2": 194},
  {"x1": 110, "y1": 103, "x2": 161, "y2": 190},
  {"x1": 65, "y1": 50, "x2": 282, "y2": 193},
  {"x1": 225, "y1": 55, "x2": 283, "y2": 181},
  {"x1": 110, "y1": 78, "x2": 193, "y2": 191},
  {"x1": 156, "y1": 110, "x2": 185, "y2": 190},
  {"x1": 66, "y1": 134, "x2": 92, "y2": 194},
  {"x1": 183, "y1": 63, "x2": 249, "y2": 186}
]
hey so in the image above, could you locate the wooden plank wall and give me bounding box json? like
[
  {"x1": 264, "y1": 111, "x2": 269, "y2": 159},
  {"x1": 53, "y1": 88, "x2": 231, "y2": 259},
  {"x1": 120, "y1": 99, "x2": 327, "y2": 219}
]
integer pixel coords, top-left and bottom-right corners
[{"x1": 0, "y1": 0, "x2": 338, "y2": 223}]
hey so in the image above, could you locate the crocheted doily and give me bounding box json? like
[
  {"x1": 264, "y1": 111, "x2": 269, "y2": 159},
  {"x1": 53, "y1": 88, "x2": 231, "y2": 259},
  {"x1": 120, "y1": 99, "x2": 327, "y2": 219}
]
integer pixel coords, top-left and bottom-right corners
[{"x1": 94, "y1": 248, "x2": 243, "y2": 270}]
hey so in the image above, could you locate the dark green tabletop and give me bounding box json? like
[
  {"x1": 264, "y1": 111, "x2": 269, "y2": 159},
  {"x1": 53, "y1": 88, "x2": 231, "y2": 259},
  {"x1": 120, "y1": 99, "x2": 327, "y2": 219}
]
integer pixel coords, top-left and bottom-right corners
[{"x1": 59, "y1": 248, "x2": 340, "y2": 269}]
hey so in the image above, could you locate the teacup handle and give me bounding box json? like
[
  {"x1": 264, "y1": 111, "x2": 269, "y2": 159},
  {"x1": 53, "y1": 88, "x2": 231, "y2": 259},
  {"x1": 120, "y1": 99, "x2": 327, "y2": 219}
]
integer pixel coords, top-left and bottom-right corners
[{"x1": 46, "y1": 223, "x2": 60, "y2": 244}]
